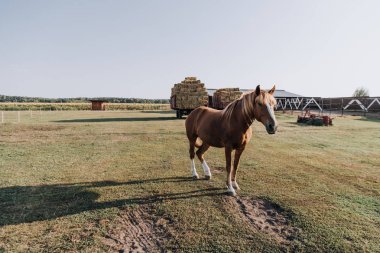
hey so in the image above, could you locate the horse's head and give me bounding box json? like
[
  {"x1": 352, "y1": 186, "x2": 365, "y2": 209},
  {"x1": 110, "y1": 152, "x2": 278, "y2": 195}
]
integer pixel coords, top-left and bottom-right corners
[{"x1": 253, "y1": 85, "x2": 278, "y2": 134}]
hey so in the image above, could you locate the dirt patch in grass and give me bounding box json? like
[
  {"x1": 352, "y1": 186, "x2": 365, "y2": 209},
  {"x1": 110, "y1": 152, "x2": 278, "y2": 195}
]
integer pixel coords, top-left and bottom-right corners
[
  {"x1": 101, "y1": 205, "x2": 176, "y2": 252},
  {"x1": 224, "y1": 196, "x2": 300, "y2": 245},
  {"x1": 212, "y1": 166, "x2": 225, "y2": 174}
]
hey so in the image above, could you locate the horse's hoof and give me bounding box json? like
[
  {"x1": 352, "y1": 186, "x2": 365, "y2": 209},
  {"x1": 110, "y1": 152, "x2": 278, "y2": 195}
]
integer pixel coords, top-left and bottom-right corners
[
  {"x1": 227, "y1": 190, "x2": 237, "y2": 196},
  {"x1": 205, "y1": 175, "x2": 211, "y2": 180},
  {"x1": 192, "y1": 175, "x2": 199, "y2": 180},
  {"x1": 231, "y1": 181, "x2": 240, "y2": 190},
  {"x1": 226, "y1": 186, "x2": 237, "y2": 196}
]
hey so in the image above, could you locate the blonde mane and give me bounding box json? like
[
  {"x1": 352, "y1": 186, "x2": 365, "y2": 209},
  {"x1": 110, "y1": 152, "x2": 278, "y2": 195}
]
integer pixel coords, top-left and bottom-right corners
[
  {"x1": 222, "y1": 90, "x2": 271, "y2": 125},
  {"x1": 222, "y1": 90, "x2": 254, "y2": 122}
]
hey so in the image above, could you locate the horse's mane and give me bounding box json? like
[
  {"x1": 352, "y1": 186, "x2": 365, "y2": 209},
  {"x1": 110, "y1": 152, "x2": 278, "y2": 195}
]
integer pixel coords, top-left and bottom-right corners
[{"x1": 222, "y1": 90, "x2": 267, "y2": 125}]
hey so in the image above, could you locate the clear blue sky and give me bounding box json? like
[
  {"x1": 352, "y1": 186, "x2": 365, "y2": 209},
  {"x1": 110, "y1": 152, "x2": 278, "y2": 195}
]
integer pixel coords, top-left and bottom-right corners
[{"x1": 1, "y1": 0, "x2": 379, "y2": 99}]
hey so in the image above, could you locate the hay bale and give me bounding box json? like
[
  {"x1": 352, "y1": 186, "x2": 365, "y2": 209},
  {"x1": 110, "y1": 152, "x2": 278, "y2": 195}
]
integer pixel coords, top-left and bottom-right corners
[
  {"x1": 212, "y1": 88, "x2": 242, "y2": 109},
  {"x1": 170, "y1": 77, "x2": 209, "y2": 109}
]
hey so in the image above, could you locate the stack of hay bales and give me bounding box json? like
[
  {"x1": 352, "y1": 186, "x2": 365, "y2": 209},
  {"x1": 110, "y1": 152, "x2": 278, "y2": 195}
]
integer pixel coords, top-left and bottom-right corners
[
  {"x1": 170, "y1": 77, "x2": 209, "y2": 109},
  {"x1": 212, "y1": 88, "x2": 242, "y2": 109}
]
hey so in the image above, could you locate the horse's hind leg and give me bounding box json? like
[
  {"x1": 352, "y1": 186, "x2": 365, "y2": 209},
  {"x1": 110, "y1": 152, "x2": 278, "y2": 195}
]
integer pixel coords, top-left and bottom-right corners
[
  {"x1": 196, "y1": 143, "x2": 211, "y2": 180},
  {"x1": 189, "y1": 140, "x2": 199, "y2": 179}
]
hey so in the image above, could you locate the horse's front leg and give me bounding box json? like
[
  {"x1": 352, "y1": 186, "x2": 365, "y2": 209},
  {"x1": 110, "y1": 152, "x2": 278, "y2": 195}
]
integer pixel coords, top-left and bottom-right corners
[
  {"x1": 231, "y1": 146, "x2": 245, "y2": 191},
  {"x1": 189, "y1": 140, "x2": 199, "y2": 179},
  {"x1": 225, "y1": 147, "x2": 236, "y2": 196}
]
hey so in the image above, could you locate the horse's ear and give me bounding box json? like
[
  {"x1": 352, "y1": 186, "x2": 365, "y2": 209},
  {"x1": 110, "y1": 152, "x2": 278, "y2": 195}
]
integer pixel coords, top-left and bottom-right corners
[
  {"x1": 268, "y1": 85, "x2": 276, "y2": 95},
  {"x1": 255, "y1": 85, "x2": 261, "y2": 96}
]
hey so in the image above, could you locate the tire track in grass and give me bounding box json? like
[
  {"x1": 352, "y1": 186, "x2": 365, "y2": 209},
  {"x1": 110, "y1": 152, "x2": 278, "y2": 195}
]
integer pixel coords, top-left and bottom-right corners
[{"x1": 101, "y1": 205, "x2": 176, "y2": 252}]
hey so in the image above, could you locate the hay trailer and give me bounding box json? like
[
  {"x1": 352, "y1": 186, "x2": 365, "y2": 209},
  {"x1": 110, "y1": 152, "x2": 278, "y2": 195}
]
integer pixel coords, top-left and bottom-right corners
[
  {"x1": 170, "y1": 77, "x2": 209, "y2": 119},
  {"x1": 170, "y1": 97, "x2": 194, "y2": 119}
]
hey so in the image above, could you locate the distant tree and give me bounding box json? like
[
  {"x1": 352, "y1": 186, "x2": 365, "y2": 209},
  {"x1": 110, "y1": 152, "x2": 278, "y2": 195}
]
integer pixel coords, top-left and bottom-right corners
[
  {"x1": 353, "y1": 87, "x2": 369, "y2": 97},
  {"x1": 0, "y1": 94, "x2": 170, "y2": 103}
]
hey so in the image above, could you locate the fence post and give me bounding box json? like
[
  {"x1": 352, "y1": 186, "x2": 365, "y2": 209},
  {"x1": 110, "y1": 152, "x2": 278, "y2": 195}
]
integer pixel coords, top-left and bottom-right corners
[
  {"x1": 341, "y1": 98, "x2": 344, "y2": 116},
  {"x1": 321, "y1": 98, "x2": 324, "y2": 115},
  {"x1": 329, "y1": 98, "x2": 332, "y2": 115}
]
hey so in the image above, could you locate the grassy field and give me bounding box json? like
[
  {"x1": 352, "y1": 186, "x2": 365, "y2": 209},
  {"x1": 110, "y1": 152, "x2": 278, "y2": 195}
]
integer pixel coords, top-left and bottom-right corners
[{"x1": 0, "y1": 110, "x2": 379, "y2": 252}]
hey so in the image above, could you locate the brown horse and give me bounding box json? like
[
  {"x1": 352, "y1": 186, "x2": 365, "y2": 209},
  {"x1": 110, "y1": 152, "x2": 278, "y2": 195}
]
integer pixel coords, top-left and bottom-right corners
[{"x1": 185, "y1": 85, "x2": 278, "y2": 196}]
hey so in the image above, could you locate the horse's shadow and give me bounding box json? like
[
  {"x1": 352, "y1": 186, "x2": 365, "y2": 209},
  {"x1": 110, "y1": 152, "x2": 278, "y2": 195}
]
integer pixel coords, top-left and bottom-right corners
[{"x1": 0, "y1": 177, "x2": 224, "y2": 226}]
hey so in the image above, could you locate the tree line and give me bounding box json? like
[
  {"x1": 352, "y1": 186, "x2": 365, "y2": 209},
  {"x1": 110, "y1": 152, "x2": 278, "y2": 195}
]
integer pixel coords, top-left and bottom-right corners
[{"x1": 0, "y1": 95, "x2": 169, "y2": 104}]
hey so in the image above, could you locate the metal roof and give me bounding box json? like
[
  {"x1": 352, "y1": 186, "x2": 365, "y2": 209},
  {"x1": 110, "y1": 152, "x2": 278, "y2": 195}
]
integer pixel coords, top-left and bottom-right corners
[{"x1": 206, "y1": 89, "x2": 302, "y2": 98}]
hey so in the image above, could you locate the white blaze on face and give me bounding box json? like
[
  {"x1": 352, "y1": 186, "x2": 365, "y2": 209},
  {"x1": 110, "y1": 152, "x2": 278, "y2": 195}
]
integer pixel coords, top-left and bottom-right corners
[{"x1": 266, "y1": 102, "x2": 276, "y2": 123}]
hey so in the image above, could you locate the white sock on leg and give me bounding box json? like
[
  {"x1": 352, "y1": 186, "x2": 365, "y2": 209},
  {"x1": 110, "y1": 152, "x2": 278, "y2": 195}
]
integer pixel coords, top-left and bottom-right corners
[
  {"x1": 191, "y1": 159, "x2": 199, "y2": 179},
  {"x1": 231, "y1": 181, "x2": 240, "y2": 190},
  {"x1": 202, "y1": 160, "x2": 212, "y2": 179}
]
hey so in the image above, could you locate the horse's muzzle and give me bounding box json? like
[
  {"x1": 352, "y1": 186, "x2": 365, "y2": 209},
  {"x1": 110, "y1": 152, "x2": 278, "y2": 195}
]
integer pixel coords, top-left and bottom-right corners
[{"x1": 266, "y1": 123, "x2": 277, "y2": 134}]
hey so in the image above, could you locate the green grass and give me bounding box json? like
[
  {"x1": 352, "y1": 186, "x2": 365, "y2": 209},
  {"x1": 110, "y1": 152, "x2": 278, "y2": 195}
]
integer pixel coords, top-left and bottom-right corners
[{"x1": 0, "y1": 111, "x2": 379, "y2": 252}]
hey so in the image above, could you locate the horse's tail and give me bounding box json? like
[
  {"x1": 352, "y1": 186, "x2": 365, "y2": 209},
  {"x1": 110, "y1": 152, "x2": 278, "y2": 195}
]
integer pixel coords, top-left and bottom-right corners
[{"x1": 195, "y1": 137, "x2": 203, "y2": 148}]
